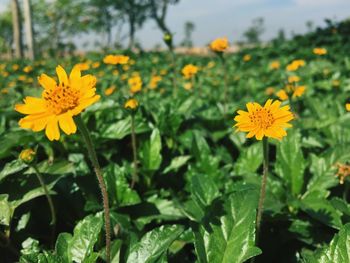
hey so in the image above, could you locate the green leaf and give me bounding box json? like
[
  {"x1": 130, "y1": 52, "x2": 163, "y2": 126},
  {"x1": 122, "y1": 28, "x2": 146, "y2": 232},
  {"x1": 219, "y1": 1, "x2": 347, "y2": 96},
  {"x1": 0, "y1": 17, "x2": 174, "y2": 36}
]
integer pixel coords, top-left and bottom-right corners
[
  {"x1": 302, "y1": 223, "x2": 350, "y2": 262},
  {"x1": 140, "y1": 128, "x2": 162, "y2": 171},
  {"x1": 55, "y1": 233, "x2": 73, "y2": 263},
  {"x1": 69, "y1": 214, "x2": 103, "y2": 263},
  {"x1": 191, "y1": 173, "x2": 220, "y2": 209},
  {"x1": 101, "y1": 116, "x2": 149, "y2": 139},
  {"x1": 0, "y1": 194, "x2": 13, "y2": 226},
  {"x1": 234, "y1": 143, "x2": 263, "y2": 175},
  {"x1": 163, "y1": 155, "x2": 191, "y2": 174},
  {"x1": 126, "y1": 225, "x2": 184, "y2": 263},
  {"x1": 0, "y1": 159, "x2": 27, "y2": 182},
  {"x1": 275, "y1": 130, "x2": 305, "y2": 196},
  {"x1": 193, "y1": 188, "x2": 262, "y2": 263}
]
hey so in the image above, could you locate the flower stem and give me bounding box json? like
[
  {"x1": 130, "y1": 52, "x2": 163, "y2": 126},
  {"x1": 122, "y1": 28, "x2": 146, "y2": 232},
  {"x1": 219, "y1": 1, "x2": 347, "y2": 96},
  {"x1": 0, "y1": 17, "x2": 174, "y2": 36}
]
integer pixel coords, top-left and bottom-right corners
[
  {"x1": 30, "y1": 164, "x2": 56, "y2": 248},
  {"x1": 75, "y1": 115, "x2": 111, "y2": 263},
  {"x1": 170, "y1": 50, "x2": 178, "y2": 97},
  {"x1": 256, "y1": 137, "x2": 269, "y2": 243},
  {"x1": 221, "y1": 56, "x2": 229, "y2": 114},
  {"x1": 130, "y1": 113, "x2": 138, "y2": 188}
]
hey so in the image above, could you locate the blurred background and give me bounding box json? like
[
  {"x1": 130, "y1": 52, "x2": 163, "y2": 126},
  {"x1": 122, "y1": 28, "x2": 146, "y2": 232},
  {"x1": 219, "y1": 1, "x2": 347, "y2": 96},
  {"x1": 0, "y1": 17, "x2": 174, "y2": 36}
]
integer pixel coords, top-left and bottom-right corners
[{"x1": 0, "y1": 0, "x2": 349, "y2": 58}]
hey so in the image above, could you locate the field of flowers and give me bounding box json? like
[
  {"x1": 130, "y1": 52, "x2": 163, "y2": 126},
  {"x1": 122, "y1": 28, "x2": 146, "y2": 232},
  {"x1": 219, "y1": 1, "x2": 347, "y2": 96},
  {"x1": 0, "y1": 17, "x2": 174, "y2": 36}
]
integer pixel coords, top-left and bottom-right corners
[{"x1": 1, "y1": 21, "x2": 350, "y2": 263}]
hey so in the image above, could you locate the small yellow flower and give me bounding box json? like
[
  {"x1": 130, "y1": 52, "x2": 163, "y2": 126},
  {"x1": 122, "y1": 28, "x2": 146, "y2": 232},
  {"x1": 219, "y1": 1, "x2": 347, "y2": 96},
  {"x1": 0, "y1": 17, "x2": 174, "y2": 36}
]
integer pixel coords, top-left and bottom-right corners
[
  {"x1": 346, "y1": 103, "x2": 350, "y2": 112},
  {"x1": 113, "y1": 70, "x2": 119, "y2": 76},
  {"x1": 103, "y1": 55, "x2": 129, "y2": 65},
  {"x1": 149, "y1": 75, "x2": 162, "y2": 89},
  {"x1": 276, "y1": 89, "x2": 289, "y2": 101},
  {"x1": 313, "y1": 47, "x2": 327, "y2": 55},
  {"x1": 160, "y1": 69, "x2": 168, "y2": 76},
  {"x1": 292, "y1": 86, "x2": 306, "y2": 98},
  {"x1": 75, "y1": 62, "x2": 90, "y2": 71},
  {"x1": 335, "y1": 163, "x2": 350, "y2": 184},
  {"x1": 15, "y1": 65, "x2": 100, "y2": 141},
  {"x1": 92, "y1": 62, "x2": 100, "y2": 69},
  {"x1": 123, "y1": 65, "x2": 130, "y2": 71},
  {"x1": 23, "y1": 66, "x2": 33, "y2": 73},
  {"x1": 124, "y1": 98, "x2": 139, "y2": 110},
  {"x1": 19, "y1": 148, "x2": 36, "y2": 163},
  {"x1": 182, "y1": 64, "x2": 198, "y2": 79},
  {"x1": 332, "y1": 80, "x2": 340, "y2": 87},
  {"x1": 1, "y1": 88, "x2": 9, "y2": 94},
  {"x1": 128, "y1": 75, "x2": 142, "y2": 94},
  {"x1": 12, "y1": 64, "x2": 19, "y2": 71},
  {"x1": 288, "y1": 76, "x2": 300, "y2": 83},
  {"x1": 104, "y1": 86, "x2": 116, "y2": 96},
  {"x1": 265, "y1": 87, "x2": 275, "y2": 95},
  {"x1": 269, "y1": 61, "x2": 280, "y2": 70},
  {"x1": 207, "y1": 61, "x2": 216, "y2": 69},
  {"x1": 210, "y1": 37, "x2": 229, "y2": 52},
  {"x1": 243, "y1": 54, "x2": 251, "y2": 62},
  {"x1": 286, "y1": 60, "x2": 306, "y2": 71},
  {"x1": 234, "y1": 99, "x2": 294, "y2": 140}
]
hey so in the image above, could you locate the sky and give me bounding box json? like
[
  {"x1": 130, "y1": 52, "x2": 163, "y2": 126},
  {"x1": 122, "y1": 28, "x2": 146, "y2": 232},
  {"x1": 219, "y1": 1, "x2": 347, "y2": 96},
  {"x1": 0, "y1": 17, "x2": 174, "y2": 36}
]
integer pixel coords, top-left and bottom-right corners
[{"x1": 1, "y1": 0, "x2": 350, "y2": 49}]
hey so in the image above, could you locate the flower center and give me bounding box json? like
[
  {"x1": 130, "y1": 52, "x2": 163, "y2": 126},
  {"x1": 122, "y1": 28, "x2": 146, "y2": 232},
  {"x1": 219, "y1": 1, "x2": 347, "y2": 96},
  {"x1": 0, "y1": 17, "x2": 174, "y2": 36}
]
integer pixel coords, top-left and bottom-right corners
[
  {"x1": 249, "y1": 108, "x2": 274, "y2": 129},
  {"x1": 43, "y1": 83, "x2": 80, "y2": 115}
]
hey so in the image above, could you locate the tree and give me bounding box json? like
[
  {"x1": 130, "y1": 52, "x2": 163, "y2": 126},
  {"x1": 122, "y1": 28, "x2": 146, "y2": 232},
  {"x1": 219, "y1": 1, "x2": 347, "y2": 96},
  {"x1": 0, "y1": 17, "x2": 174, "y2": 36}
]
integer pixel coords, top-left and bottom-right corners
[
  {"x1": 181, "y1": 21, "x2": 195, "y2": 47},
  {"x1": 148, "y1": 0, "x2": 179, "y2": 35},
  {"x1": 114, "y1": 0, "x2": 149, "y2": 49},
  {"x1": 11, "y1": 0, "x2": 23, "y2": 58},
  {"x1": 23, "y1": 0, "x2": 35, "y2": 60},
  {"x1": 243, "y1": 17, "x2": 265, "y2": 44},
  {"x1": 0, "y1": 10, "x2": 13, "y2": 58}
]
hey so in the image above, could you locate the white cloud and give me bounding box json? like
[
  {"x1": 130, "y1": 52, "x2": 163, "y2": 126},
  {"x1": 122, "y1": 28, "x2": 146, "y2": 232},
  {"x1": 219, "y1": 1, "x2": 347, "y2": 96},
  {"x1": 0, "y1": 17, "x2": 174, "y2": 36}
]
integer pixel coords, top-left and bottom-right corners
[{"x1": 294, "y1": 0, "x2": 349, "y2": 6}]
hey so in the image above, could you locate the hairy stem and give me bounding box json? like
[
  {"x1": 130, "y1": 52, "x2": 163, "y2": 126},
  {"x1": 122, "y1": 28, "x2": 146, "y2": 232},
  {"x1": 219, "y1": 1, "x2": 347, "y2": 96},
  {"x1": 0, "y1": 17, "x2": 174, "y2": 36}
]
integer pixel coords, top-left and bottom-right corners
[
  {"x1": 31, "y1": 164, "x2": 56, "y2": 248},
  {"x1": 76, "y1": 115, "x2": 111, "y2": 263}
]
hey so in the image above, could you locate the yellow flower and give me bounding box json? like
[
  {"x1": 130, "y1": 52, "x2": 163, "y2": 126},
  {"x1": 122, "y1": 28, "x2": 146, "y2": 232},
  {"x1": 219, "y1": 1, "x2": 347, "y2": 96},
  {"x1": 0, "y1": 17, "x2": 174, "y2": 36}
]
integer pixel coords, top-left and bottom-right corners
[
  {"x1": 104, "y1": 86, "x2": 116, "y2": 96},
  {"x1": 124, "y1": 98, "x2": 139, "y2": 110},
  {"x1": 335, "y1": 163, "x2": 350, "y2": 184},
  {"x1": 276, "y1": 89, "x2": 289, "y2": 101},
  {"x1": 292, "y1": 85, "x2": 306, "y2": 98},
  {"x1": 19, "y1": 148, "x2": 36, "y2": 163},
  {"x1": 346, "y1": 103, "x2": 350, "y2": 112},
  {"x1": 288, "y1": 75, "x2": 300, "y2": 83},
  {"x1": 182, "y1": 64, "x2": 198, "y2": 79},
  {"x1": 265, "y1": 87, "x2": 275, "y2": 95},
  {"x1": 12, "y1": 64, "x2": 19, "y2": 71},
  {"x1": 113, "y1": 70, "x2": 119, "y2": 76},
  {"x1": 15, "y1": 65, "x2": 100, "y2": 141},
  {"x1": 313, "y1": 47, "x2": 327, "y2": 55},
  {"x1": 23, "y1": 65, "x2": 33, "y2": 73},
  {"x1": 332, "y1": 79, "x2": 340, "y2": 87},
  {"x1": 286, "y1": 60, "x2": 306, "y2": 71},
  {"x1": 1, "y1": 88, "x2": 9, "y2": 94},
  {"x1": 75, "y1": 62, "x2": 90, "y2": 71},
  {"x1": 243, "y1": 54, "x2": 251, "y2": 62},
  {"x1": 92, "y1": 62, "x2": 100, "y2": 69},
  {"x1": 269, "y1": 61, "x2": 280, "y2": 70},
  {"x1": 103, "y1": 55, "x2": 129, "y2": 65},
  {"x1": 234, "y1": 99, "x2": 294, "y2": 140},
  {"x1": 207, "y1": 61, "x2": 216, "y2": 69},
  {"x1": 149, "y1": 75, "x2": 162, "y2": 89},
  {"x1": 123, "y1": 65, "x2": 130, "y2": 71},
  {"x1": 18, "y1": 75, "x2": 27, "y2": 82},
  {"x1": 160, "y1": 69, "x2": 168, "y2": 76},
  {"x1": 128, "y1": 75, "x2": 142, "y2": 94},
  {"x1": 210, "y1": 37, "x2": 229, "y2": 52}
]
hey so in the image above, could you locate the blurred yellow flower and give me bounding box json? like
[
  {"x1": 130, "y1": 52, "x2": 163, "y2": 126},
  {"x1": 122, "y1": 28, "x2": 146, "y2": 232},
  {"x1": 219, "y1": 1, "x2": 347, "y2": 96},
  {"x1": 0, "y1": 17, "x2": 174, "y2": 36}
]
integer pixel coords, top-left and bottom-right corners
[
  {"x1": 183, "y1": 82, "x2": 192, "y2": 90},
  {"x1": 288, "y1": 76, "x2": 300, "y2": 83},
  {"x1": 234, "y1": 99, "x2": 294, "y2": 140},
  {"x1": 332, "y1": 79, "x2": 340, "y2": 87},
  {"x1": 103, "y1": 55, "x2": 129, "y2": 65},
  {"x1": 243, "y1": 54, "x2": 251, "y2": 62},
  {"x1": 207, "y1": 61, "x2": 216, "y2": 69},
  {"x1": 23, "y1": 65, "x2": 33, "y2": 73},
  {"x1": 113, "y1": 70, "x2": 119, "y2": 76},
  {"x1": 104, "y1": 86, "x2": 116, "y2": 96},
  {"x1": 276, "y1": 89, "x2": 289, "y2": 101},
  {"x1": 149, "y1": 75, "x2": 162, "y2": 89},
  {"x1": 124, "y1": 98, "x2": 139, "y2": 110},
  {"x1": 269, "y1": 61, "x2": 280, "y2": 70},
  {"x1": 160, "y1": 69, "x2": 168, "y2": 76},
  {"x1": 265, "y1": 87, "x2": 275, "y2": 95},
  {"x1": 128, "y1": 75, "x2": 142, "y2": 94},
  {"x1": 12, "y1": 64, "x2": 19, "y2": 71},
  {"x1": 76, "y1": 62, "x2": 90, "y2": 71},
  {"x1": 15, "y1": 65, "x2": 100, "y2": 141},
  {"x1": 210, "y1": 37, "x2": 229, "y2": 52},
  {"x1": 182, "y1": 64, "x2": 198, "y2": 79},
  {"x1": 92, "y1": 62, "x2": 100, "y2": 69},
  {"x1": 346, "y1": 103, "x2": 350, "y2": 111},
  {"x1": 336, "y1": 163, "x2": 350, "y2": 184},
  {"x1": 313, "y1": 47, "x2": 327, "y2": 55},
  {"x1": 292, "y1": 86, "x2": 306, "y2": 98},
  {"x1": 286, "y1": 60, "x2": 306, "y2": 71}
]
